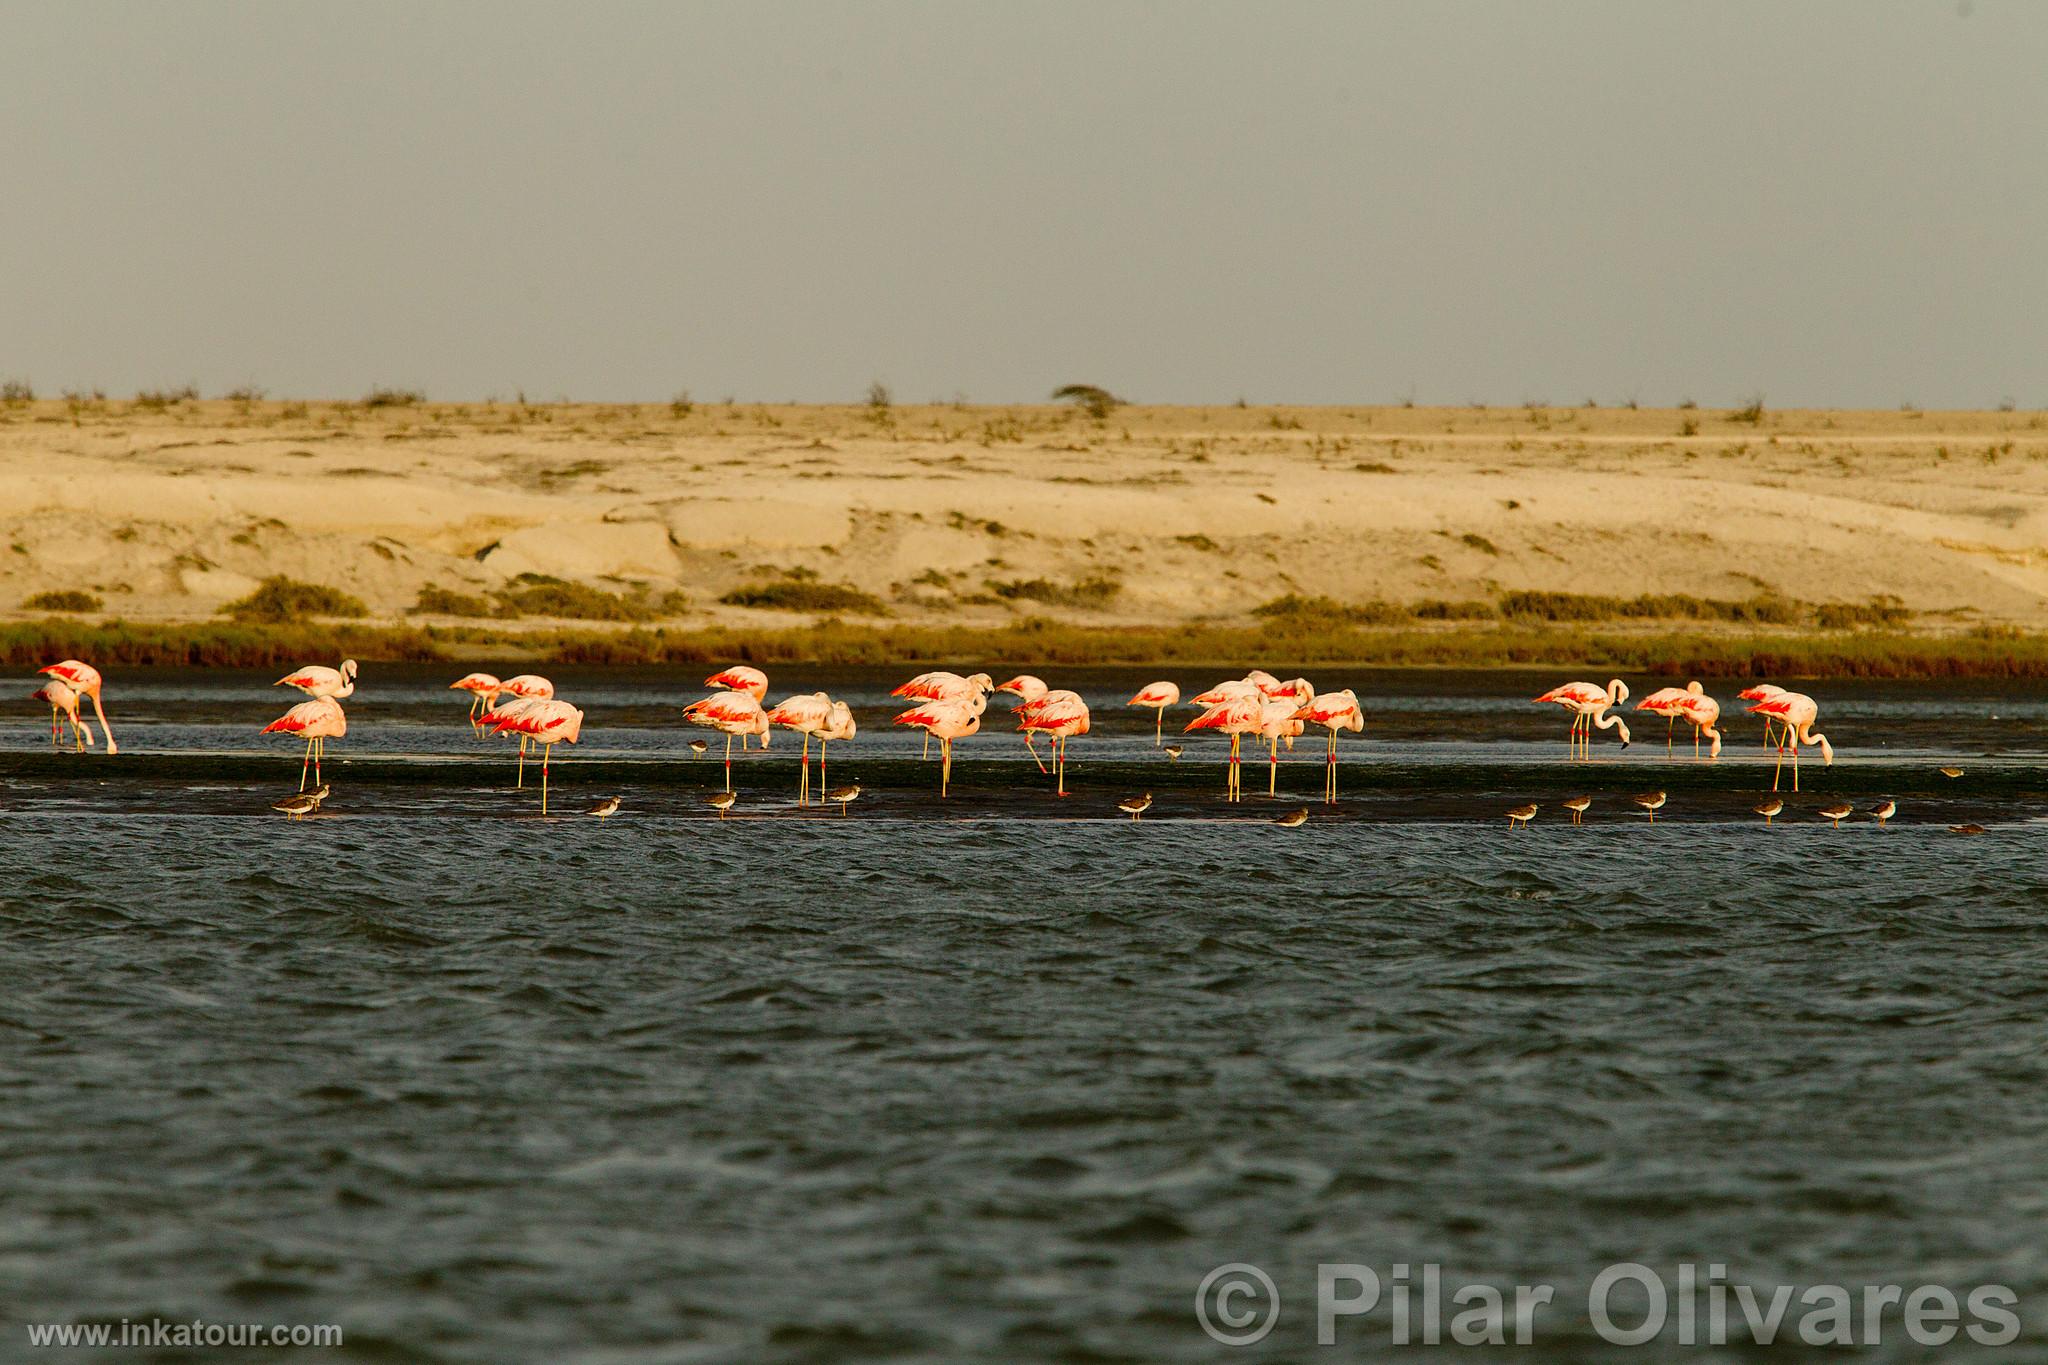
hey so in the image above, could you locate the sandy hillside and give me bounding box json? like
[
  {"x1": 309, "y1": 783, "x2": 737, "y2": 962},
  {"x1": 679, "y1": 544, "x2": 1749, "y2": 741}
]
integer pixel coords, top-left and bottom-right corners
[{"x1": 4, "y1": 396, "x2": 2048, "y2": 630}]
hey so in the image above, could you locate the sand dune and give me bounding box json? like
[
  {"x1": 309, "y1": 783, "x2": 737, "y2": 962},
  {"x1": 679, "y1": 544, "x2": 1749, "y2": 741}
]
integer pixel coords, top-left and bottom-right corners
[{"x1": 4, "y1": 397, "x2": 2047, "y2": 629}]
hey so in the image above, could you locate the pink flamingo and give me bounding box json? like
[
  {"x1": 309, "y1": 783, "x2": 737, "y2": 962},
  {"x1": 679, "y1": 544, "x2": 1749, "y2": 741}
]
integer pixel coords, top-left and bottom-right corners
[
  {"x1": 894, "y1": 697, "x2": 981, "y2": 797},
  {"x1": 1253, "y1": 694, "x2": 1306, "y2": 796},
  {"x1": 1739, "y1": 684, "x2": 1787, "y2": 747},
  {"x1": 492, "y1": 676, "x2": 556, "y2": 777},
  {"x1": 1533, "y1": 679, "x2": 1630, "y2": 759},
  {"x1": 1017, "y1": 690, "x2": 1091, "y2": 796},
  {"x1": 263, "y1": 697, "x2": 346, "y2": 791},
  {"x1": 482, "y1": 698, "x2": 584, "y2": 813},
  {"x1": 1635, "y1": 680, "x2": 1704, "y2": 753},
  {"x1": 707, "y1": 665, "x2": 770, "y2": 749},
  {"x1": 816, "y1": 700, "x2": 856, "y2": 793},
  {"x1": 1128, "y1": 681, "x2": 1181, "y2": 745},
  {"x1": 1675, "y1": 694, "x2": 1723, "y2": 759},
  {"x1": 996, "y1": 675, "x2": 1052, "y2": 770},
  {"x1": 1750, "y1": 691, "x2": 1832, "y2": 792},
  {"x1": 765, "y1": 691, "x2": 835, "y2": 804},
  {"x1": 450, "y1": 672, "x2": 503, "y2": 732},
  {"x1": 1185, "y1": 693, "x2": 1262, "y2": 801},
  {"x1": 1301, "y1": 688, "x2": 1364, "y2": 802},
  {"x1": 892, "y1": 671, "x2": 992, "y2": 758},
  {"x1": 31, "y1": 680, "x2": 94, "y2": 751},
  {"x1": 276, "y1": 659, "x2": 358, "y2": 700},
  {"x1": 684, "y1": 690, "x2": 771, "y2": 791},
  {"x1": 37, "y1": 661, "x2": 117, "y2": 755}
]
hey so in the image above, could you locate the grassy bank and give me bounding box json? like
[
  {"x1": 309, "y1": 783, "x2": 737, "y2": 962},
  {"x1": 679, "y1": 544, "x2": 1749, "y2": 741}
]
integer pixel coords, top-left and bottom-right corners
[{"x1": 4, "y1": 615, "x2": 2047, "y2": 678}]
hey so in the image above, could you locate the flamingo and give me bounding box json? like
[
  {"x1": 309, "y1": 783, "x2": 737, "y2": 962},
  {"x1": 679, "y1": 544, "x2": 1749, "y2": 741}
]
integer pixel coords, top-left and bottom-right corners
[
  {"x1": 816, "y1": 700, "x2": 856, "y2": 792},
  {"x1": 276, "y1": 659, "x2": 358, "y2": 700},
  {"x1": 1128, "y1": 681, "x2": 1181, "y2": 745},
  {"x1": 893, "y1": 697, "x2": 981, "y2": 797},
  {"x1": 263, "y1": 697, "x2": 346, "y2": 791},
  {"x1": 494, "y1": 676, "x2": 556, "y2": 779},
  {"x1": 1635, "y1": 680, "x2": 1703, "y2": 753},
  {"x1": 1674, "y1": 694, "x2": 1722, "y2": 759},
  {"x1": 1749, "y1": 691, "x2": 1832, "y2": 792},
  {"x1": 995, "y1": 675, "x2": 1052, "y2": 770},
  {"x1": 892, "y1": 671, "x2": 992, "y2": 758},
  {"x1": 1301, "y1": 688, "x2": 1363, "y2": 802},
  {"x1": 707, "y1": 665, "x2": 770, "y2": 749},
  {"x1": 450, "y1": 672, "x2": 503, "y2": 732},
  {"x1": 483, "y1": 698, "x2": 584, "y2": 814},
  {"x1": 765, "y1": 691, "x2": 835, "y2": 804},
  {"x1": 1017, "y1": 690, "x2": 1090, "y2": 796},
  {"x1": 36, "y1": 661, "x2": 117, "y2": 755},
  {"x1": 1738, "y1": 684, "x2": 1787, "y2": 748},
  {"x1": 1252, "y1": 694, "x2": 1306, "y2": 797},
  {"x1": 1185, "y1": 693, "x2": 1262, "y2": 801},
  {"x1": 476, "y1": 694, "x2": 549, "y2": 787},
  {"x1": 683, "y1": 690, "x2": 771, "y2": 791},
  {"x1": 1533, "y1": 679, "x2": 1630, "y2": 758},
  {"x1": 31, "y1": 680, "x2": 95, "y2": 751}
]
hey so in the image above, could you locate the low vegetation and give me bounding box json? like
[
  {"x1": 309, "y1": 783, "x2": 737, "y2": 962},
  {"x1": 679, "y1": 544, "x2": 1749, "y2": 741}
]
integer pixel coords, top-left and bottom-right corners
[
  {"x1": 218, "y1": 577, "x2": 368, "y2": 623},
  {"x1": 22, "y1": 590, "x2": 103, "y2": 613},
  {"x1": 362, "y1": 386, "x2": 425, "y2": 408},
  {"x1": 1052, "y1": 383, "x2": 1121, "y2": 420},
  {"x1": 988, "y1": 576, "x2": 1122, "y2": 610},
  {"x1": 719, "y1": 576, "x2": 889, "y2": 615},
  {"x1": 411, "y1": 576, "x2": 688, "y2": 621}
]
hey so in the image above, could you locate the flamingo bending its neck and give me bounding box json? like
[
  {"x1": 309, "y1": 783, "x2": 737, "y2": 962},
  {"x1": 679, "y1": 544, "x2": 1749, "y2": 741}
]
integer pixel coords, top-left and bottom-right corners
[
  {"x1": 1185, "y1": 694, "x2": 1262, "y2": 801},
  {"x1": 1738, "y1": 684, "x2": 1787, "y2": 748},
  {"x1": 450, "y1": 672, "x2": 503, "y2": 733},
  {"x1": 1128, "y1": 681, "x2": 1181, "y2": 746},
  {"x1": 1750, "y1": 691, "x2": 1832, "y2": 792},
  {"x1": 1301, "y1": 688, "x2": 1363, "y2": 803},
  {"x1": 1017, "y1": 690, "x2": 1090, "y2": 796},
  {"x1": 37, "y1": 661, "x2": 117, "y2": 755},
  {"x1": 1534, "y1": 679, "x2": 1630, "y2": 759},
  {"x1": 996, "y1": 675, "x2": 1052, "y2": 771},
  {"x1": 894, "y1": 697, "x2": 981, "y2": 797},
  {"x1": 1635, "y1": 680, "x2": 1704, "y2": 754},
  {"x1": 483, "y1": 698, "x2": 584, "y2": 813},
  {"x1": 32, "y1": 680, "x2": 95, "y2": 751}
]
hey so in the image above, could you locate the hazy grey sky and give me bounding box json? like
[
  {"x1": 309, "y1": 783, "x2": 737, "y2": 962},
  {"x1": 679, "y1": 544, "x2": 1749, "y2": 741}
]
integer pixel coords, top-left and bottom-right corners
[{"x1": 3, "y1": 1, "x2": 2041, "y2": 407}]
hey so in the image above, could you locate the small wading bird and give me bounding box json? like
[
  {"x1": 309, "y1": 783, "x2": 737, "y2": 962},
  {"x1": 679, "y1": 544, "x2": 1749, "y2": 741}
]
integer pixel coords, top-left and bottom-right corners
[
  {"x1": 1940, "y1": 766, "x2": 1963, "y2": 778},
  {"x1": 1817, "y1": 801, "x2": 1854, "y2": 828},
  {"x1": 586, "y1": 796, "x2": 621, "y2": 819},
  {"x1": 272, "y1": 783, "x2": 332, "y2": 820},
  {"x1": 1019, "y1": 690, "x2": 1091, "y2": 796},
  {"x1": 277, "y1": 659, "x2": 357, "y2": 700},
  {"x1": 1163, "y1": 745, "x2": 1182, "y2": 761},
  {"x1": 1301, "y1": 688, "x2": 1364, "y2": 803},
  {"x1": 1950, "y1": 823, "x2": 1986, "y2": 836},
  {"x1": 1274, "y1": 807, "x2": 1309, "y2": 827},
  {"x1": 1632, "y1": 790, "x2": 1667, "y2": 822},
  {"x1": 825, "y1": 783, "x2": 860, "y2": 816},
  {"x1": 482, "y1": 698, "x2": 583, "y2": 814},
  {"x1": 37, "y1": 661, "x2": 117, "y2": 755},
  {"x1": 995, "y1": 676, "x2": 1052, "y2": 770},
  {"x1": 1118, "y1": 793, "x2": 1153, "y2": 821},
  {"x1": 705, "y1": 790, "x2": 737, "y2": 820},
  {"x1": 1505, "y1": 803, "x2": 1538, "y2": 829},
  {"x1": 689, "y1": 739, "x2": 708, "y2": 757},
  {"x1": 31, "y1": 679, "x2": 94, "y2": 751},
  {"x1": 1533, "y1": 679, "x2": 1630, "y2": 759},
  {"x1": 892, "y1": 671, "x2": 992, "y2": 759},
  {"x1": 1869, "y1": 799, "x2": 1896, "y2": 824},
  {"x1": 1128, "y1": 680, "x2": 1181, "y2": 746},
  {"x1": 893, "y1": 696, "x2": 981, "y2": 798},
  {"x1": 1754, "y1": 797, "x2": 1784, "y2": 824},
  {"x1": 1635, "y1": 681, "x2": 1704, "y2": 753},
  {"x1": 1739, "y1": 684, "x2": 1789, "y2": 747},
  {"x1": 449, "y1": 672, "x2": 503, "y2": 733},
  {"x1": 262, "y1": 697, "x2": 346, "y2": 791},
  {"x1": 1748, "y1": 691, "x2": 1832, "y2": 792},
  {"x1": 683, "y1": 691, "x2": 770, "y2": 792},
  {"x1": 1563, "y1": 794, "x2": 1591, "y2": 824}
]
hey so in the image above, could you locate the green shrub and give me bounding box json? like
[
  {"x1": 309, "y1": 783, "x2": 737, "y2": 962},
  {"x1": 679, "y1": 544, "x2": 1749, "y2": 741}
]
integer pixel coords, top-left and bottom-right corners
[
  {"x1": 987, "y1": 576, "x2": 1122, "y2": 610},
  {"x1": 411, "y1": 585, "x2": 497, "y2": 617},
  {"x1": 1814, "y1": 596, "x2": 1912, "y2": 629},
  {"x1": 719, "y1": 580, "x2": 889, "y2": 614},
  {"x1": 363, "y1": 386, "x2": 425, "y2": 408},
  {"x1": 219, "y1": 576, "x2": 368, "y2": 623},
  {"x1": 23, "y1": 589, "x2": 102, "y2": 612}
]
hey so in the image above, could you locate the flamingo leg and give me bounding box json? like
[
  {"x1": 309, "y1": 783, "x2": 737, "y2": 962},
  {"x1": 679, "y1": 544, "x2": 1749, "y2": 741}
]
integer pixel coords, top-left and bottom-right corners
[
  {"x1": 1268, "y1": 738, "x2": 1278, "y2": 797},
  {"x1": 1026, "y1": 731, "x2": 1048, "y2": 774},
  {"x1": 820, "y1": 739, "x2": 828, "y2": 793},
  {"x1": 799, "y1": 733, "x2": 811, "y2": 805},
  {"x1": 299, "y1": 735, "x2": 312, "y2": 791},
  {"x1": 1792, "y1": 739, "x2": 1801, "y2": 792},
  {"x1": 941, "y1": 736, "x2": 953, "y2": 798},
  {"x1": 725, "y1": 733, "x2": 734, "y2": 793},
  {"x1": 1058, "y1": 736, "x2": 1067, "y2": 797},
  {"x1": 922, "y1": 730, "x2": 931, "y2": 761},
  {"x1": 314, "y1": 736, "x2": 323, "y2": 789},
  {"x1": 518, "y1": 736, "x2": 527, "y2": 789},
  {"x1": 541, "y1": 744, "x2": 550, "y2": 815},
  {"x1": 1666, "y1": 716, "x2": 1674, "y2": 754},
  {"x1": 1154, "y1": 708, "x2": 1163, "y2": 746}
]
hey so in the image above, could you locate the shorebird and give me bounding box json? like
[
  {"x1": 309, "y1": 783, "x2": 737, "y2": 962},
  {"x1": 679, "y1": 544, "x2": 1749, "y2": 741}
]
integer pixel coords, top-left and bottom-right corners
[
  {"x1": 449, "y1": 672, "x2": 502, "y2": 733},
  {"x1": 1754, "y1": 797, "x2": 1784, "y2": 824},
  {"x1": 1868, "y1": 799, "x2": 1896, "y2": 824},
  {"x1": 277, "y1": 659, "x2": 357, "y2": 700},
  {"x1": 586, "y1": 796, "x2": 621, "y2": 819},
  {"x1": 1302, "y1": 688, "x2": 1364, "y2": 803},
  {"x1": 263, "y1": 697, "x2": 346, "y2": 791},
  {"x1": 1128, "y1": 681, "x2": 1181, "y2": 745},
  {"x1": 1748, "y1": 691, "x2": 1832, "y2": 792},
  {"x1": 1505, "y1": 803, "x2": 1537, "y2": 828},
  {"x1": 1274, "y1": 807, "x2": 1310, "y2": 827},
  {"x1": 482, "y1": 698, "x2": 584, "y2": 813},
  {"x1": 1940, "y1": 766, "x2": 1963, "y2": 778},
  {"x1": 1163, "y1": 745, "x2": 1183, "y2": 761},
  {"x1": 705, "y1": 790, "x2": 737, "y2": 819},
  {"x1": 1631, "y1": 790, "x2": 1667, "y2": 822},
  {"x1": 1534, "y1": 679, "x2": 1630, "y2": 758},
  {"x1": 1817, "y1": 801, "x2": 1854, "y2": 827},
  {"x1": 1117, "y1": 793, "x2": 1153, "y2": 821},
  {"x1": 272, "y1": 791, "x2": 321, "y2": 820},
  {"x1": 683, "y1": 691, "x2": 771, "y2": 792},
  {"x1": 1950, "y1": 823, "x2": 1986, "y2": 835},
  {"x1": 825, "y1": 783, "x2": 860, "y2": 815},
  {"x1": 36, "y1": 661, "x2": 117, "y2": 755},
  {"x1": 690, "y1": 739, "x2": 708, "y2": 757},
  {"x1": 1562, "y1": 794, "x2": 1592, "y2": 824}
]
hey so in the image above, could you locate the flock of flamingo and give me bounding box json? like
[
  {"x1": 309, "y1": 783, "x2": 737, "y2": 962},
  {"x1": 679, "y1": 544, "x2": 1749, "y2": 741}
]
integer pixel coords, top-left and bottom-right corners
[{"x1": 19, "y1": 658, "x2": 1885, "y2": 825}]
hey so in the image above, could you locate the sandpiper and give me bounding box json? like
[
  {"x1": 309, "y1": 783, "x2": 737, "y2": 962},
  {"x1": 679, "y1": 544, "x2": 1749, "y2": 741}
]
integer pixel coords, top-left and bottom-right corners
[
  {"x1": 1867, "y1": 798, "x2": 1896, "y2": 824},
  {"x1": 1817, "y1": 801, "x2": 1854, "y2": 827},
  {"x1": 1562, "y1": 795, "x2": 1592, "y2": 825},
  {"x1": 272, "y1": 792, "x2": 321, "y2": 821},
  {"x1": 825, "y1": 783, "x2": 860, "y2": 815},
  {"x1": 690, "y1": 739, "x2": 709, "y2": 757},
  {"x1": 1631, "y1": 790, "x2": 1667, "y2": 822},
  {"x1": 1754, "y1": 797, "x2": 1784, "y2": 824},
  {"x1": 1163, "y1": 745, "x2": 1183, "y2": 761},
  {"x1": 1505, "y1": 803, "x2": 1537, "y2": 828},
  {"x1": 1117, "y1": 793, "x2": 1153, "y2": 821},
  {"x1": 1940, "y1": 766, "x2": 1963, "y2": 778},
  {"x1": 705, "y1": 790, "x2": 737, "y2": 819},
  {"x1": 1274, "y1": 807, "x2": 1310, "y2": 827},
  {"x1": 1949, "y1": 823, "x2": 1987, "y2": 835},
  {"x1": 586, "y1": 796, "x2": 621, "y2": 819}
]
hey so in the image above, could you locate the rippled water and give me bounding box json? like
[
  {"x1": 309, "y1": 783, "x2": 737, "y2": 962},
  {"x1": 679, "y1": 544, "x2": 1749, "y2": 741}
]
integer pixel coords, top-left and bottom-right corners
[{"x1": 4, "y1": 670, "x2": 2046, "y2": 1360}]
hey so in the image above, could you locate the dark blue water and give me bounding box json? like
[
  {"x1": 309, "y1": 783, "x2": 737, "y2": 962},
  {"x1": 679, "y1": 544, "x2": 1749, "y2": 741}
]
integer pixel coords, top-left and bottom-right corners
[{"x1": 4, "y1": 670, "x2": 2047, "y2": 1360}]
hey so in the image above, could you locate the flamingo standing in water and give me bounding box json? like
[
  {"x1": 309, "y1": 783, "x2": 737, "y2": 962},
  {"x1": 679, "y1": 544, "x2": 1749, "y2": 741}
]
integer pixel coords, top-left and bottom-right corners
[
  {"x1": 707, "y1": 666, "x2": 770, "y2": 748},
  {"x1": 1534, "y1": 679, "x2": 1630, "y2": 758},
  {"x1": 1635, "y1": 680, "x2": 1703, "y2": 753},
  {"x1": 893, "y1": 671, "x2": 993, "y2": 758},
  {"x1": 1739, "y1": 683, "x2": 1787, "y2": 747},
  {"x1": 765, "y1": 691, "x2": 835, "y2": 804},
  {"x1": 1017, "y1": 690, "x2": 1090, "y2": 796},
  {"x1": 815, "y1": 700, "x2": 856, "y2": 793},
  {"x1": 37, "y1": 661, "x2": 117, "y2": 755},
  {"x1": 277, "y1": 659, "x2": 357, "y2": 700},
  {"x1": 450, "y1": 672, "x2": 503, "y2": 733},
  {"x1": 1185, "y1": 692, "x2": 1262, "y2": 801},
  {"x1": 995, "y1": 675, "x2": 1052, "y2": 770},
  {"x1": 31, "y1": 680, "x2": 94, "y2": 751},
  {"x1": 263, "y1": 697, "x2": 346, "y2": 791},
  {"x1": 492, "y1": 676, "x2": 556, "y2": 782},
  {"x1": 1301, "y1": 688, "x2": 1363, "y2": 802},
  {"x1": 684, "y1": 690, "x2": 771, "y2": 791},
  {"x1": 893, "y1": 697, "x2": 981, "y2": 797},
  {"x1": 1750, "y1": 691, "x2": 1832, "y2": 792},
  {"x1": 1128, "y1": 680, "x2": 1181, "y2": 745},
  {"x1": 483, "y1": 698, "x2": 584, "y2": 814},
  {"x1": 1675, "y1": 693, "x2": 1723, "y2": 758},
  {"x1": 1253, "y1": 694, "x2": 1306, "y2": 797}
]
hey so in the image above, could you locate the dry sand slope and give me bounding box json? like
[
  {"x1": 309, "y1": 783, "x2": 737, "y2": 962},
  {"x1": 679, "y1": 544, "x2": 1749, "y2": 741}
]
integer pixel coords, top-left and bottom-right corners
[{"x1": 4, "y1": 398, "x2": 2048, "y2": 630}]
